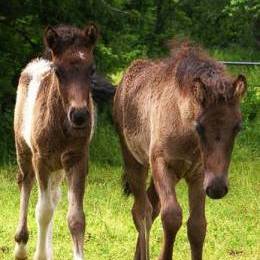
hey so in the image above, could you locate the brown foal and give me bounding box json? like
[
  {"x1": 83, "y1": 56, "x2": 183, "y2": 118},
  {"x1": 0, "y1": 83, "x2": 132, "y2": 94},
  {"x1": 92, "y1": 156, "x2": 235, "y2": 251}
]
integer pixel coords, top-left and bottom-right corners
[
  {"x1": 14, "y1": 24, "x2": 98, "y2": 260},
  {"x1": 113, "y1": 42, "x2": 246, "y2": 260}
]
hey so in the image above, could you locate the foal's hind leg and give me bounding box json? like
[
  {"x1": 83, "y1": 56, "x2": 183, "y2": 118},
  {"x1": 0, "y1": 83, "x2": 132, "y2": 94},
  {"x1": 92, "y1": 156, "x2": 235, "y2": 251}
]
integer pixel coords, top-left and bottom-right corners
[
  {"x1": 120, "y1": 143, "x2": 152, "y2": 260},
  {"x1": 127, "y1": 162, "x2": 152, "y2": 260},
  {"x1": 33, "y1": 156, "x2": 56, "y2": 260},
  {"x1": 186, "y1": 175, "x2": 206, "y2": 260},
  {"x1": 14, "y1": 150, "x2": 35, "y2": 260}
]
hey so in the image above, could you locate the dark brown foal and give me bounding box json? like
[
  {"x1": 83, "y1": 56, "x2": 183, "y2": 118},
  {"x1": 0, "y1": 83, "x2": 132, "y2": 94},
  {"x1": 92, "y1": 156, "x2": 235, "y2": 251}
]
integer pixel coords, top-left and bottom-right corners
[{"x1": 114, "y1": 42, "x2": 246, "y2": 260}]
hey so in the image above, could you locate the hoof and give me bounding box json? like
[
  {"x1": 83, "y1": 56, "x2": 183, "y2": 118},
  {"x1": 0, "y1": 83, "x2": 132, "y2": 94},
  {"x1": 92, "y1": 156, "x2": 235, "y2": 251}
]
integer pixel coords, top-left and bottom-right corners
[
  {"x1": 33, "y1": 252, "x2": 52, "y2": 260},
  {"x1": 14, "y1": 242, "x2": 27, "y2": 259}
]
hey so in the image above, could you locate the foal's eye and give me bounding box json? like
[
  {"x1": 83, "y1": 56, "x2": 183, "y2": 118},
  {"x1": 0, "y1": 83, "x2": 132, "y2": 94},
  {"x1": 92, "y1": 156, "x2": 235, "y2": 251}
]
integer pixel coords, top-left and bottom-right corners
[{"x1": 195, "y1": 122, "x2": 205, "y2": 136}]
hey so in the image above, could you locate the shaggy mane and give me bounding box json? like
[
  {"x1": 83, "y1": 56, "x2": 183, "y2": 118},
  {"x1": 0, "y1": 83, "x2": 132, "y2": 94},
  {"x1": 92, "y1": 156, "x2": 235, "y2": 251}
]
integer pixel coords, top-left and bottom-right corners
[
  {"x1": 166, "y1": 41, "x2": 235, "y2": 104},
  {"x1": 43, "y1": 25, "x2": 89, "y2": 59}
]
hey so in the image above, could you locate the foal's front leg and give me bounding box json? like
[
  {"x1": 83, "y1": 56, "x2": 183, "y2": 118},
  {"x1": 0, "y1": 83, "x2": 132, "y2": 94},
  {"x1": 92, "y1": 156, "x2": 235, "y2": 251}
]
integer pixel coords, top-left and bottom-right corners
[
  {"x1": 64, "y1": 153, "x2": 87, "y2": 260},
  {"x1": 119, "y1": 136, "x2": 152, "y2": 260},
  {"x1": 33, "y1": 156, "x2": 56, "y2": 260},
  {"x1": 151, "y1": 156, "x2": 182, "y2": 260},
  {"x1": 186, "y1": 175, "x2": 206, "y2": 260}
]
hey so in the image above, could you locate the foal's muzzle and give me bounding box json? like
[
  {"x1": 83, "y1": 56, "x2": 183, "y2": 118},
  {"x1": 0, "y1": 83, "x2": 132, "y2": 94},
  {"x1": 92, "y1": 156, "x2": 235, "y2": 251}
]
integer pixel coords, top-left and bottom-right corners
[
  {"x1": 68, "y1": 107, "x2": 88, "y2": 128},
  {"x1": 204, "y1": 173, "x2": 228, "y2": 200}
]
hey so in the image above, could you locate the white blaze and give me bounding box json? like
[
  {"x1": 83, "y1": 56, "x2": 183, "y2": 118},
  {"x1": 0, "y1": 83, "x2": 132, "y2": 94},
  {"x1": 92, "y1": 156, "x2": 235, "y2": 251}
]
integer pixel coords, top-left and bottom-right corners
[{"x1": 78, "y1": 51, "x2": 86, "y2": 60}]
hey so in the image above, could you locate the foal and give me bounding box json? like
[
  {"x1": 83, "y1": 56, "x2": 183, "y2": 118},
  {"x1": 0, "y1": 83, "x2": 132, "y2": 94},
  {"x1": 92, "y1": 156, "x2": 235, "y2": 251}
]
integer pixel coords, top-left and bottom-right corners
[
  {"x1": 113, "y1": 42, "x2": 246, "y2": 260},
  {"x1": 14, "y1": 24, "x2": 98, "y2": 260}
]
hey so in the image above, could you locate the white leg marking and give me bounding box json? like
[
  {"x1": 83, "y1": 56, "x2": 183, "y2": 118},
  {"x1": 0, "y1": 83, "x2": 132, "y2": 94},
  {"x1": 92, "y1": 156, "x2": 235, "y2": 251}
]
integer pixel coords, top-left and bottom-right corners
[
  {"x1": 14, "y1": 242, "x2": 27, "y2": 259},
  {"x1": 74, "y1": 251, "x2": 84, "y2": 260},
  {"x1": 34, "y1": 190, "x2": 54, "y2": 260},
  {"x1": 46, "y1": 179, "x2": 62, "y2": 259},
  {"x1": 45, "y1": 170, "x2": 64, "y2": 259},
  {"x1": 46, "y1": 219, "x2": 53, "y2": 259},
  {"x1": 34, "y1": 170, "x2": 63, "y2": 260}
]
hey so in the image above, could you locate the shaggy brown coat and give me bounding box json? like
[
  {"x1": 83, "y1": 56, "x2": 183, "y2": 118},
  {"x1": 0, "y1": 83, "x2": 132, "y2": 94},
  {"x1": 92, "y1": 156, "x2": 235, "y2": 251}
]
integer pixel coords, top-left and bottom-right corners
[
  {"x1": 14, "y1": 24, "x2": 98, "y2": 260},
  {"x1": 114, "y1": 42, "x2": 246, "y2": 260}
]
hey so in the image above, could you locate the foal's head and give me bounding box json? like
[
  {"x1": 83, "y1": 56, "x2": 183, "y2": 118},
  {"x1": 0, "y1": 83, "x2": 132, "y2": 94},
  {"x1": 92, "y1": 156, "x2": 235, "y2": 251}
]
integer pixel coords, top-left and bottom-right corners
[
  {"x1": 44, "y1": 24, "x2": 98, "y2": 129},
  {"x1": 175, "y1": 45, "x2": 247, "y2": 199},
  {"x1": 192, "y1": 69, "x2": 246, "y2": 199}
]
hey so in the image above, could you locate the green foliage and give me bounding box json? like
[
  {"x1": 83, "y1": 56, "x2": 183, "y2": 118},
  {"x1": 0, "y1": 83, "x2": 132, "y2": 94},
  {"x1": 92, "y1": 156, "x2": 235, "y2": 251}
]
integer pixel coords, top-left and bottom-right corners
[
  {"x1": 0, "y1": 0, "x2": 259, "y2": 97},
  {"x1": 0, "y1": 0, "x2": 259, "y2": 164},
  {"x1": 177, "y1": 0, "x2": 260, "y2": 48},
  {"x1": 208, "y1": 48, "x2": 260, "y2": 126},
  {"x1": 0, "y1": 109, "x2": 15, "y2": 164},
  {"x1": 233, "y1": 114, "x2": 260, "y2": 161}
]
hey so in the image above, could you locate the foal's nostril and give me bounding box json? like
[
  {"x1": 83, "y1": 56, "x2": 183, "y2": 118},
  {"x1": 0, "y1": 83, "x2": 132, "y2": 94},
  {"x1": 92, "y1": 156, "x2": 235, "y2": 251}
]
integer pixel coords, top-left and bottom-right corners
[
  {"x1": 69, "y1": 108, "x2": 88, "y2": 128},
  {"x1": 206, "y1": 184, "x2": 228, "y2": 200},
  {"x1": 205, "y1": 186, "x2": 218, "y2": 199}
]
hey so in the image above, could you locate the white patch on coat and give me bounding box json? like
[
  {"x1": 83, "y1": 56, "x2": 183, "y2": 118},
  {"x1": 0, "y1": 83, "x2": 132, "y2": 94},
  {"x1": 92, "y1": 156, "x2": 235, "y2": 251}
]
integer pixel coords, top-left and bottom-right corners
[
  {"x1": 78, "y1": 51, "x2": 86, "y2": 60},
  {"x1": 21, "y1": 58, "x2": 52, "y2": 149},
  {"x1": 47, "y1": 170, "x2": 64, "y2": 258}
]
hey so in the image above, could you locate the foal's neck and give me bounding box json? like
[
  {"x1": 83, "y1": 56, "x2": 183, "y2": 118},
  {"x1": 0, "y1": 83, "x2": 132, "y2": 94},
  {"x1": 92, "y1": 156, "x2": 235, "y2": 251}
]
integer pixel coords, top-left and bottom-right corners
[{"x1": 45, "y1": 73, "x2": 66, "y2": 123}]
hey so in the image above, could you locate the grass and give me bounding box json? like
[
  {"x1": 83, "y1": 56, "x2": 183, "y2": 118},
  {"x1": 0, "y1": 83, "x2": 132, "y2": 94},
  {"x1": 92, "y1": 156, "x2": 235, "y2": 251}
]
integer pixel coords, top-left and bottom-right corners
[{"x1": 0, "y1": 115, "x2": 259, "y2": 260}]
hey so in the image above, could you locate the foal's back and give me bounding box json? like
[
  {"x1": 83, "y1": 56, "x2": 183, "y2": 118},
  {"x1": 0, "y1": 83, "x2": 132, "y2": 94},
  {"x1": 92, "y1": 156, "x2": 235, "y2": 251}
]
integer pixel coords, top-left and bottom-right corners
[
  {"x1": 114, "y1": 56, "x2": 196, "y2": 170},
  {"x1": 114, "y1": 42, "x2": 246, "y2": 260}
]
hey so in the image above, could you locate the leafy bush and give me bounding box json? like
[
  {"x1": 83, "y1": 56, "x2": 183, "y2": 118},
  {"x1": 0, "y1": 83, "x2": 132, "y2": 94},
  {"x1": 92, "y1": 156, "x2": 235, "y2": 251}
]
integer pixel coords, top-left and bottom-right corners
[
  {"x1": 0, "y1": 0, "x2": 259, "y2": 165},
  {"x1": 0, "y1": 109, "x2": 15, "y2": 164}
]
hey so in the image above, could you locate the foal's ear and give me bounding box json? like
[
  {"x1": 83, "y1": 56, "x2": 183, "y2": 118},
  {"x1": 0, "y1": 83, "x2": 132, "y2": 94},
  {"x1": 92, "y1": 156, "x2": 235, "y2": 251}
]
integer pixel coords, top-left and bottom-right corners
[
  {"x1": 84, "y1": 23, "x2": 99, "y2": 46},
  {"x1": 44, "y1": 26, "x2": 60, "y2": 51},
  {"x1": 233, "y1": 74, "x2": 247, "y2": 99},
  {"x1": 192, "y1": 78, "x2": 205, "y2": 105}
]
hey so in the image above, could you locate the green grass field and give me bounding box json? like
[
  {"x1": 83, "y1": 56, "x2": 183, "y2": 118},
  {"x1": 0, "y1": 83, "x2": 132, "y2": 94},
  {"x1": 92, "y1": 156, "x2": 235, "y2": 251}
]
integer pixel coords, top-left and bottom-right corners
[{"x1": 0, "y1": 115, "x2": 259, "y2": 260}]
